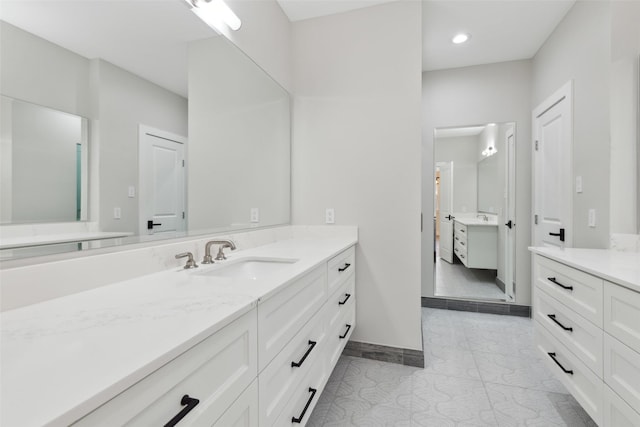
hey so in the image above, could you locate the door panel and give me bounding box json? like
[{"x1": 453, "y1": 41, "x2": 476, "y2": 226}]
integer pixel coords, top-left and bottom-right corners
[{"x1": 438, "y1": 162, "x2": 454, "y2": 264}]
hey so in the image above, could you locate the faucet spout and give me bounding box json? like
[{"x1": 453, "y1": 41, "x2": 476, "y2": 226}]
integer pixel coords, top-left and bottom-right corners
[{"x1": 202, "y1": 239, "x2": 236, "y2": 263}]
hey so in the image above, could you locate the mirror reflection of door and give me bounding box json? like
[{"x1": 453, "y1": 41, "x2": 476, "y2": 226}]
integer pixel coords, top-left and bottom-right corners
[
  {"x1": 139, "y1": 126, "x2": 187, "y2": 235},
  {"x1": 433, "y1": 123, "x2": 516, "y2": 302}
]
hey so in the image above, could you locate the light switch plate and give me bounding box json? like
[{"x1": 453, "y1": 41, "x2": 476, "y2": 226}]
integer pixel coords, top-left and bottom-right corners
[
  {"x1": 113, "y1": 207, "x2": 121, "y2": 219},
  {"x1": 588, "y1": 209, "x2": 596, "y2": 227},
  {"x1": 250, "y1": 208, "x2": 259, "y2": 223},
  {"x1": 325, "y1": 208, "x2": 335, "y2": 224},
  {"x1": 128, "y1": 186, "x2": 136, "y2": 198},
  {"x1": 576, "y1": 176, "x2": 583, "y2": 193}
]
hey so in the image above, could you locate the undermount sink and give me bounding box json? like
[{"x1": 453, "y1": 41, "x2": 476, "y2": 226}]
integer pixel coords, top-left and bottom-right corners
[{"x1": 193, "y1": 257, "x2": 298, "y2": 280}]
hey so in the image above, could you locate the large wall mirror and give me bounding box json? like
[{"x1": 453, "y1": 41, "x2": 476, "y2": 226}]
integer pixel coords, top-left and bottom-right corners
[
  {"x1": 0, "y1": 1, "x2": 291, "y2": 261},
  {"x1": 433, "y1": 122, "x2": 516, "y2": 302}
]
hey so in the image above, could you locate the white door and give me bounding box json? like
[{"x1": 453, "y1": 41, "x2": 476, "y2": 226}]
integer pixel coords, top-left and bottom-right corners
[
  {"x1": 139, "y1": 125, "x2": 186, "y2": 235},
  {"x1": 438, "y1": 161, "x2": 454, "y2": 263},
  {"x1": 504, "y1": 127, "x2": 516, "y2": 301},
  {"x1": 533, "y1": 81, "x2": 573, "y2": 248}
]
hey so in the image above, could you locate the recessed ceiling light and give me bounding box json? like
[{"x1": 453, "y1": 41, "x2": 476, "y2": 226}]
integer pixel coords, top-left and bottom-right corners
[{"x1": 452, "y1": 33, "x2": 470, "y2": 44}]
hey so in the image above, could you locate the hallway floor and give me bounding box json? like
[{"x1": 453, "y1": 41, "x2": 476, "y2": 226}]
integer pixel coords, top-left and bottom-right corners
[{"x1": 307, "y1": 308, "x2": 596, "y2": 426}]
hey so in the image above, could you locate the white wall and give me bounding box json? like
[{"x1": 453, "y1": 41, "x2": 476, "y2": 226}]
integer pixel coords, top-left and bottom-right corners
[
  {"x1": 435, "y1": 136, "x2": 478, "y2": 214},
  {"x1": 291, "y1": 2, "x2": 423, "y2": 351},
  {"x1": 188, "y1": 37, "x2": 290, "y2": 231},
  {"x1": 422, "y1": 60, "x2": 532, "y2": 305},
  {"x1": 532, "y1": 0, "x2": 611, "y2": 249},
  {"x1": 95, "y1": 59, "x2": 188, "y2": 234},
  {"x1": 610, "y1": 0, "x2": 640, "y2": 234},
  {"x1": 221, "y1": 0, "x2": 292, "y2": 92}
]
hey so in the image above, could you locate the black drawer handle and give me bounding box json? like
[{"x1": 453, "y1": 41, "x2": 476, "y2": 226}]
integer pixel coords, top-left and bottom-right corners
[
  {"x1": 455, "y1": 236, "x2": 459, "y2": 241},
  {"x1": 549, "y1": 228, "x2": 565, "y2": 242},
  {"x1": 291, "y1": 340, "x2": 317, "y2": 368},
  {"x1": 547, "y1": 277, "x2": 573, "y2": 291},
  {"x1": 460, "y1": 254, "x2": 465, "y2": 259},
  {"x1": 339, "y1": 324, "x2": 352, "y2": 339},
  {"x1": 460, "y1": 241, "x2": 465, "y2": 246},
  {"x1": 547, "y1": 314, "x2": 573, "y2": 331},
  {"x1": 291, "y1": 387, "x2": 317, "y2": 423},
  {"x1": 338, "y1": 263, "x2": 351, "y2": 272},
  {"x1": 164, "y1": 395, "x2": 200, "y2": 427},
  {"x1": 547, "y1": 352, "x2": 573, "y2": 375},
  {"x1": 338, "y1": 293, "x2": 351, "y2": 305}
]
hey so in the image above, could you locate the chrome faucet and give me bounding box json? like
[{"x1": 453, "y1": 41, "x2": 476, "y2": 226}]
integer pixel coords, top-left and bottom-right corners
[
  {"x1": 175, "y1": 252, "x2": 198, "y2": 269},
  {"x1": 477, "y1": 214, "x2": 489, "y2": 222},
  {"x1": 202, "y1": 239, "x2": 237, "y2": 264}
]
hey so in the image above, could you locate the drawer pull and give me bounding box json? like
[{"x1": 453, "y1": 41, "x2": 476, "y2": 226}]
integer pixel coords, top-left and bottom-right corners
[
  {"x1": 338, "y1": 263, "x2": 351, "y2": 272},
  {"x1": 460, "y1": 241, "x2": 465, "y2": 246},
  {"x1": 339, "y1": 324, "x2": 352, "y2": 339},
  {"x1": 547, "y1": 277, "x2": 573, "y2": 291},
  {"x1": 164, "y1": 395, "x2": 200, "y2": 427},
  {"x1": 547, "y1": 314, "x2": 573, "y2": 332},
  {"x1": 338, "y1": 293, "x2": 352, "y2": 305},
  {"x1": 460, "y1": 254, "x2": 465, "y2": 259},
  {"x1": 547, "y1": 352, "x2": 573, "y2": 375},
  {"x1": 291, "y1": 387, "x2": 317, "y2": 423},
  {"x1": 291, "y1": 340, "x2": 317, "y2": 368},
  {"x1": 455, "y1": 237, "x2": 459, "y2": 241}
]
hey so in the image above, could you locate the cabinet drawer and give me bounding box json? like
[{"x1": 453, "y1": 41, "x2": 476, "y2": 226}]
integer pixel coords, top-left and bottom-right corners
[
  {"x1": 328, "y1": 246, "x2": 355, "y2": 295},
  {"x1": 74, "y1": 309, "x2": 258, "y2": 427},
  {"x1": 213, "y1": 379, "x2": 258, "y2": 427},
  {"x1": 454, "y1": 221, "x2": 467, "y2": 235},
  {"x1": 327, "y1": 273, "x2": 356, "y2": 333},
  {"x1": 258, "y1": 265, "x2": 327, "y2": 371},
  {"x1": 534, "y1": 323, "x2": 603, "y2": 425},
  {"x1": 534, "y1": 256, "x2": 603, "y2": 327},
  {"x1": 454, "y1": 244, "x2": 468, "y2": 267},
  {"x1": 273, "y1": 354, "x2": 331, "y2": 427},
  {"x1": 604, "y1": 334, "x2": 640, "y2": 411},
  {"x1": 603, "y1": 384, "x2": 640, "y2": 427},
  {"x1": 259, "y1": 302, "x2": 328, "y2": 427},
  {"x1": 604, "y1": 281, "x2": 640, "y2": 355},
  {"x1": 454, "y1": 230, "x2": 467, "y2": 246},
  {"x1": 534, "y1": 288, "x2": 603, "y2": 377},
  {"x1": 327, "y1": 304, "x2": 356, "y2": 370}
]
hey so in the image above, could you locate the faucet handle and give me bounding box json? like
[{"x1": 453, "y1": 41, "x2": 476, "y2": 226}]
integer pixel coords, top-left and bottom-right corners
[{"x1": 176, "y1": 252, "x2": 198, "y2": 269}]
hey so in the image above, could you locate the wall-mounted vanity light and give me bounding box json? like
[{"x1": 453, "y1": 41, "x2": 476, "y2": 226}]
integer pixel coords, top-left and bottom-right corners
[
  {"x1": 186, "y1": 0, "x2": 241, "y2": 32},
  {"x1": 481, "y1": 146, "x2": 497, "y2": 157}
]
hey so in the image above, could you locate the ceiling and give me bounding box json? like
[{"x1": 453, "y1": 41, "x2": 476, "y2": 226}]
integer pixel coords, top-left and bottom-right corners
[
  {"x1": 0, "y1": 0, "x2": 216, "y2": 97},
  {"x1": 276, "y1": 0, "x2": 575, "y2": 72}
]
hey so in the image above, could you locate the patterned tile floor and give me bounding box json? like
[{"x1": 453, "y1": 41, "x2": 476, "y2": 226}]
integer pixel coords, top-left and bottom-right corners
[{"x1": 307, "y1": 308, "x2": 597, "y2": 426}]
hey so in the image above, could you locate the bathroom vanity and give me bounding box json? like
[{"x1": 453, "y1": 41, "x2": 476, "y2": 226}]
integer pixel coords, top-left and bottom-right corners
[
  {"x1": 1, "y1": 235, "x2": 357, "y2": 426},
  {"x1": 453, "y1": 218, "x2": 498, "y2": 269},
  {"x1": 530, "y1": 247, "x2": 640, "y2": 427}
]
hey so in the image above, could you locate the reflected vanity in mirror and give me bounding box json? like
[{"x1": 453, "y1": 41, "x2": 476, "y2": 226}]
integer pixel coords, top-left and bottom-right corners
[
  {"x1": 434, "y1": 122, "x2": 516, "y2": 302},
  {"x1": 0, "y1": 0, "x2": 291, "y2": 261}
]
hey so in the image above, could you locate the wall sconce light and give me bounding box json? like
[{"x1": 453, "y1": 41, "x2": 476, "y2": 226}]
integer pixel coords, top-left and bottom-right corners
[
  {"x1": 186, "y1": 0, "x2": 241, "y2": 32},
  {"x1": 482, "y1": 146, "x2": 497, "y2": 157}
]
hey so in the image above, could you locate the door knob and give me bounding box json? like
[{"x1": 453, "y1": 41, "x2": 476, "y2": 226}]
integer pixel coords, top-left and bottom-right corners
[{"x1": 147, "y1": 220, "x2": 162, "y2": 230}]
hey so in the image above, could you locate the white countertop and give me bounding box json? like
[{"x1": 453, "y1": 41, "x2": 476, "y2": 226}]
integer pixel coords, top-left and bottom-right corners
[
  {"x1": 529, "y1": 246, "x2": 640, "y2": 292},
  {"x1": 455, "y1": 218, "x2": 498, "y2": 227},
  {"x1": 1, "y1": 236, "x2": 357, "y2": 426},
  {"x1": 0, "y1": 231, "x2": 134, "y2": 249}
]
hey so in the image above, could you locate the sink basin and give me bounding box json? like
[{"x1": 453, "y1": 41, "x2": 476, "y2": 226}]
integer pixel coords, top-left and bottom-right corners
[{"x1": 193, "y1": 257, "x2": 298, "y2": 280}]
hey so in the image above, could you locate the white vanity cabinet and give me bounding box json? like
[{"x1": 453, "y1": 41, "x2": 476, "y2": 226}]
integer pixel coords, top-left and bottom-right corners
[
  {"x1": 71, "y1": 244, "x2": 357, "y2": 427},
  {"x1": 531, "y1": 250, "x2": 640, "y2": 427},
  {"x1": 453, "y1": 221, "x2": 497, "y2": 269}
]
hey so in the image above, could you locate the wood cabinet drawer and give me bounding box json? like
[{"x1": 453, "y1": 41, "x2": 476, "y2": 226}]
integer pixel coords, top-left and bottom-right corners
[
  {"x1": 259, "y1": 301, "x2": 328, "y2": 427},
  {"x1": 604, "y1": 334, "x2": 640, "y2": 411},
  {"x1": 534, "y1": 323, "x2": 603, "y2": 425},
  {"x1": 258, "y1": 265, "x2": 327, "y2": 371},
  {"x1": 327, "y1": 246, "x2": 355, "y2": 296},
  {"x1": 273, "y1": 353, "x2": 331, "y2": 427},
  {"x1": 327, "y1": 273, "x2": 355, "y2": 333},
  {"x1": 534, "y1": 288, "x2": 603, "y2": 377},
  {"x1": 213, "y1": 379, "x2": 258, "y2": 427},
  {"x1": 74, "y1": 309, "x2": 258, "y2": 427},
  {"x1": 534, "y1": 256, "x2": 603, "y2": 327},
  {"x1": 603, "y1": 384, "x2": 640, "y2": 427},
  {"x1": 327, "y1": 303, "x2": 356, "y2": 369},
  {"x1": 604, "y1": 281, "x2": 640, "y2": 355}
]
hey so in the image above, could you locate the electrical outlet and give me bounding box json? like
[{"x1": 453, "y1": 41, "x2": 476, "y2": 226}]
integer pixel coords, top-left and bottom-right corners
[
  {"x1": 576, "y1": 176, "x2": 583, "y2": 193},
  {"x1": 128, "y1": 186, "x2": 136, "y2": 198},
  {"x1": 113, "y1": 207, "x2": 121, "y2": 219},
  {"x1": 325, "y1": 208, "x2": 335, "y2": 224},
  {"x1": 250, "y1": 208, "x2": 259, "y2": 223},
  {"x1": 588, "y1": 209, "x2": 596, "y2": 227}
]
